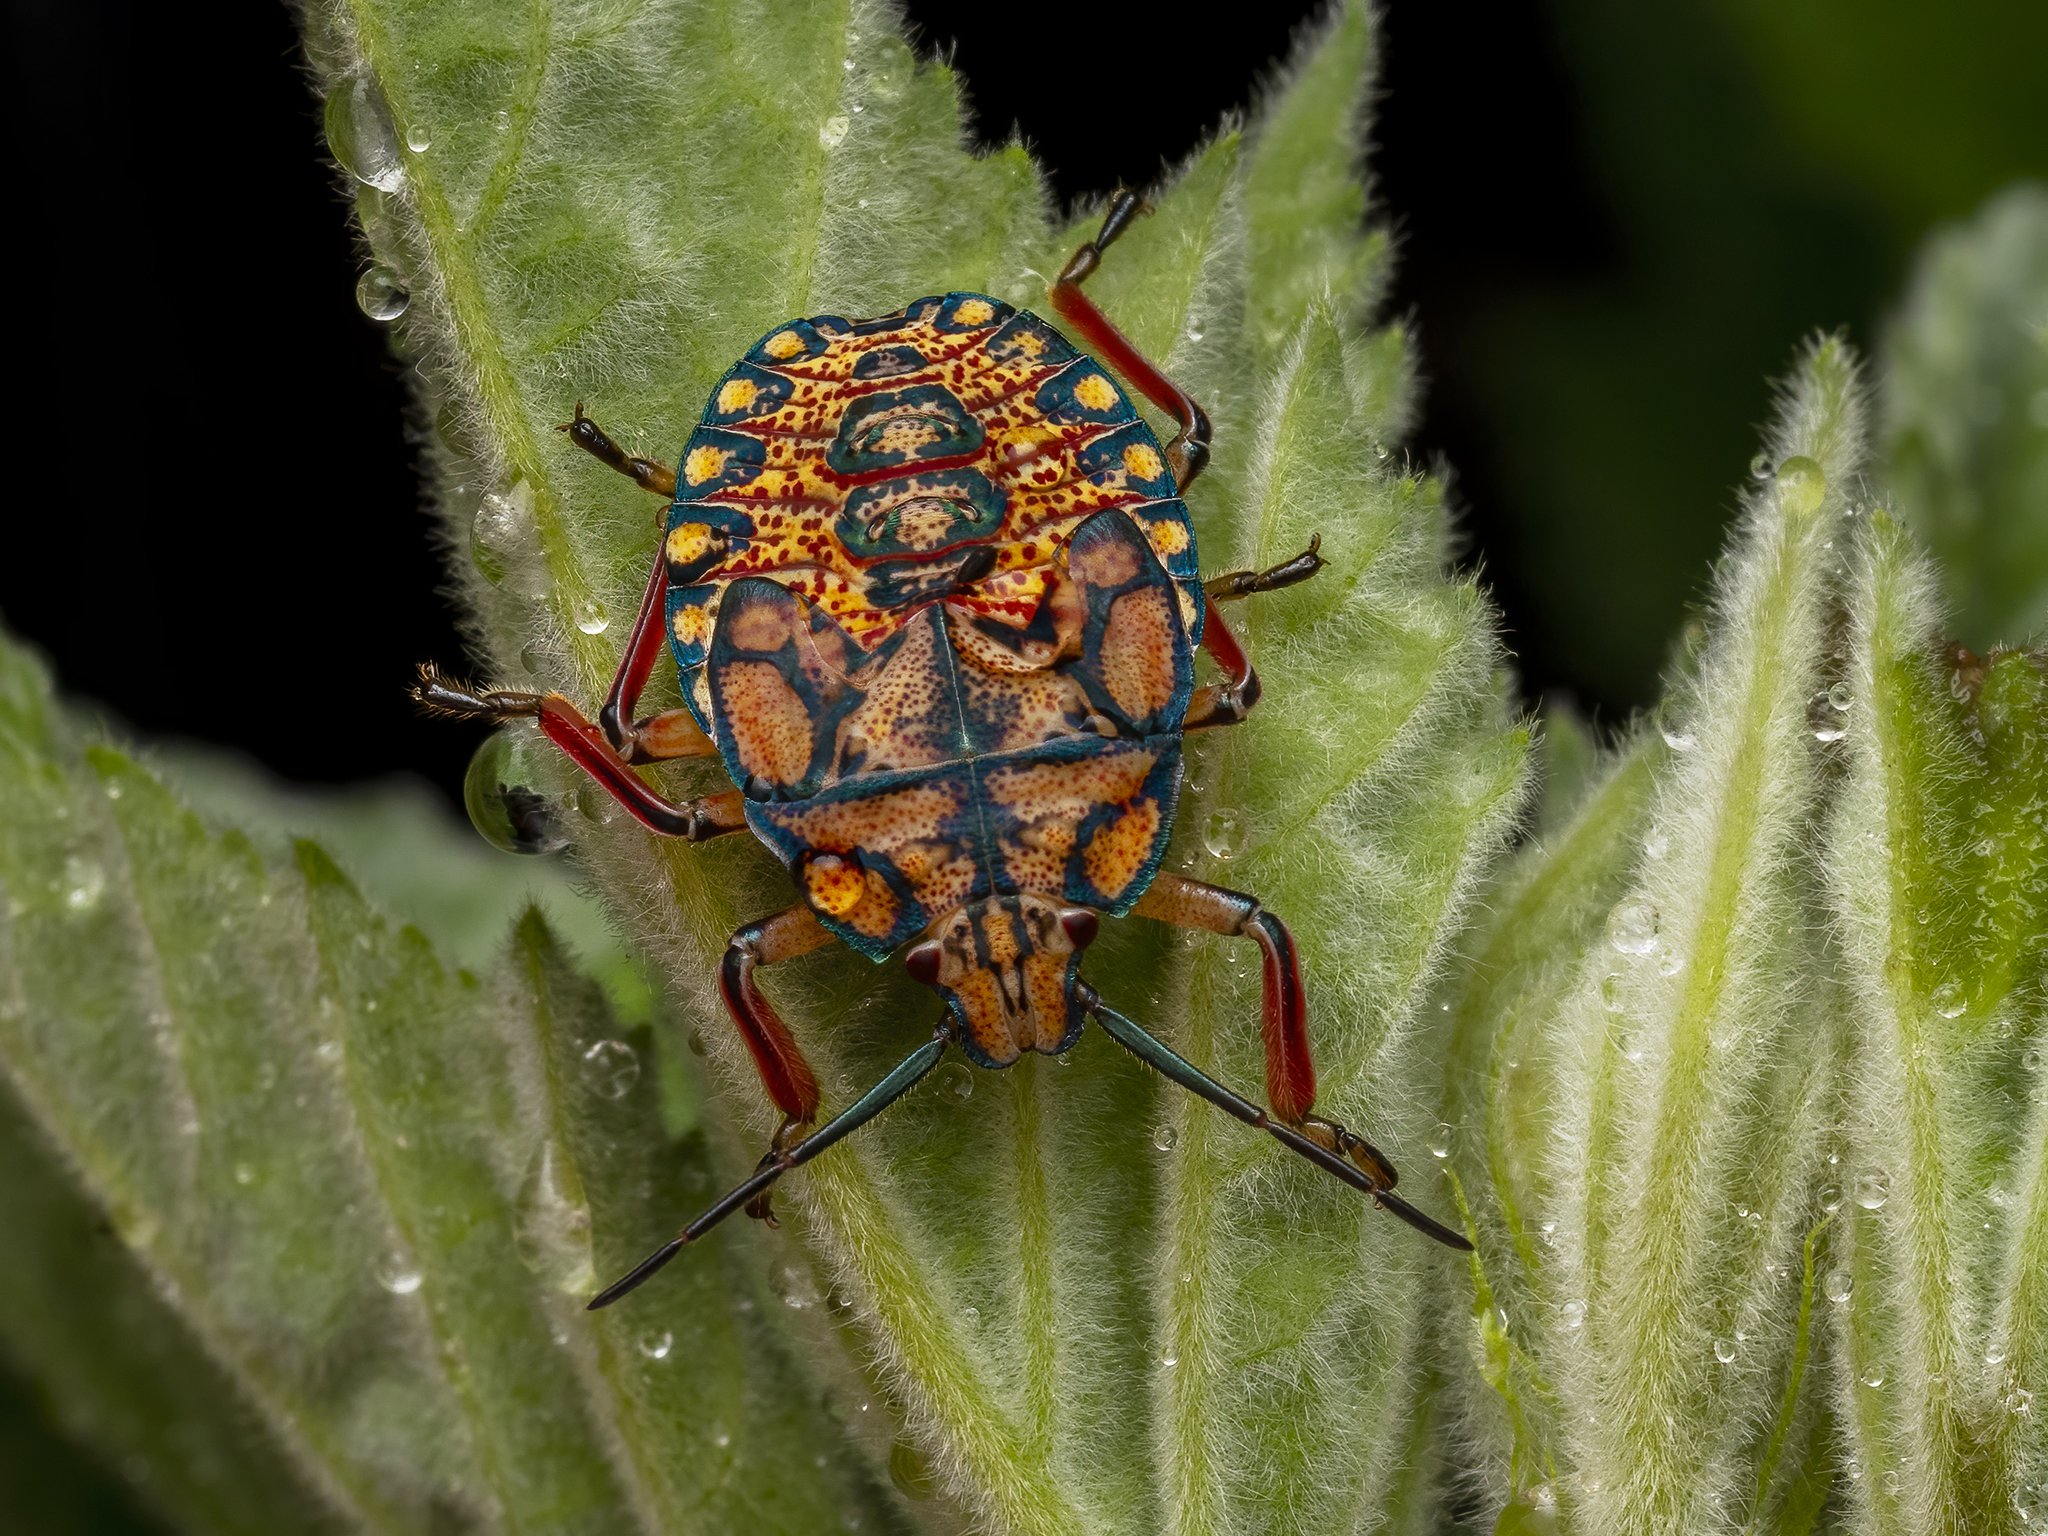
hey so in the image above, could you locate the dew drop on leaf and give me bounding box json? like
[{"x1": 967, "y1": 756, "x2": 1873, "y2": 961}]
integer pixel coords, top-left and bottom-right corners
[
  {"x1": 404, "y1": 122, "x2": 430, "y2": 153},
  {"x1": 61, "y1": 855, "x2": 105, "y2": 913},
  {"x1": 819, "y1": 114, "x2": 851, "y2": 149},
  {"x1": 1428, "y1": 1122, "x2": 1453, "y2": 1159},
  {"x1": 1561, "y1": 1298, "x2": 1586, "y2": 1331},
  {"x1": 572, "y1": 595, "x2": 609, "y2": 635},
  {"x1": 1749, "y1": 453, "x2": 1775, "y2": 481},
  {"x1": 323, "y1": 75, "x2": 406, "y2": 193},
  {"x1": 579, "y1": 1038, "x2": 640, "y2": 1100},
  {"x1": 1773, "y1": 455, "x2": 1826, "y2": 516},
  {"x1": 1828, "y1": 682, "x2": 1853, "y2": 711},
  {"x1": 638, "y1": 1329, "x2": 673, "y2": 1361},
  {"x1": 938, "y1": 1061, "x2": 973, "y2": 1100},
  {"x1": 1202, "y1": 807, "x2": 1249, "y2": 860},
  {"x1": 1714, "y1": 1336, "x2": 1737, "y2": 1364},
  {"x1": 1824, "y1": 1269, "x2": 1853, "y2": 1303},
  {"x1": 1606, "y1": 899, "x2": 1658, "y2": 956},
  {"x1": 470, "y1": 480, "x2": 534, "y2": 585},
  {"x1": 1819, "y1": 1182, "x2": 1842, "y2": 1213},
  {"x1": 1861, "y1": 1367, "x2": 1886, "y2": 1389},
  {"x1": 1854, "y1": 1168, "x2": 1891, "y2": 1210},
  {"x1": 772, "y1": 1261, "x2": 821, "y2": 1311},
  {"x1": 1153, "y1": 1122, "x2": 1178, "y2": 1152},
  {"x1": 464, "y1": 729, "x2": 569, "y2": 855},
  {"x1": 354, "y1": 265, "x2": 409, "y2": 322},
  {"x1": 513, "y1": 1141, "x2": 596, "y2": 1295},
  {"x1": 1932, "y1": 980, "x2": 1966, "y2": 1019},
  {"x1": 376, "y1": 1252, "x2": 422, "y2": 1295}
]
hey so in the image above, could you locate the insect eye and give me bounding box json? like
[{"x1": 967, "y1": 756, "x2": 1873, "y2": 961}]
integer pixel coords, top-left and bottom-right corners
[{"x1": 904, "y1": 941, "x2": 942, "y2": 986}]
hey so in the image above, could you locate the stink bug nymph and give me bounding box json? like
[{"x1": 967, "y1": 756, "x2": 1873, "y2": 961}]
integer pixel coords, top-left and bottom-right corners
[{"x1": 415, "y1": 190, "x2": 1471, "y2": 1308}]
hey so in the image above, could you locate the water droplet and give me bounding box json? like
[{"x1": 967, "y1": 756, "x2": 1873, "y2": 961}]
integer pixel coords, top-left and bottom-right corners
[
  {"x1": 1160, "y1": 1350, "x2": 1178, "y2": 1368},
  {"x1": 771, "y1": 1261, "x2": 821, "y2": 1310},
  {"x1": 513, "y1": 1141, "x2": 596, "y2": 1295},
  {"x1": 1660, "y1": 725, "x2": 1698, "y2": 752},
  {"x1": 1657, "y1": 949, "x2": 1684, "y2": 978},
  {"x1": 1644, "y1": 830, "x2": 1669, "y2": 860},
  {"x1": 1824, "y1": 1269, "x2": 1853, "y2": 1303},
  {"x1": 61, "y1": 855, "x2": 105, "y2": 913},
  {"x1": 233, "y1": 1161, "x2": 256, "y2": 1187},
  {"x1": 937, "y1": 1061, "x2": 973, "y2": 1100},
  {"x1": 686, "y1": 1028, "x2": 708, "y2": 1057},
  {"x1": 1809, "y1": 689, "x2": 1847, "y2": 742},
  {"x1": 1153, "y1": 1122, "x2": 1178, "y2": 1152},
  {"x1": 1714, "y1": 1336, "x2": 1738, "y2": 1364},
  {"x1": 961, "y1": 1304, "x2": 980, "y2": 1325},
  {"x1": 580, "y1": 1038, "x2": 640, "y2": 1100},
  {"x1": 1600, "y1": 972, "x2": 1626, "y2": 1012},
  {"x1": 376, "y1": 1251, "x2": 422, "y2": 1294},
  {"x1": 1428, "y1": 1122, "x2": 1454, "y2": 1159},
  {"x1": 1828, "y1": 682, "x2": 1853, "y2": 711},
  {"x1": 1854, "y1": 1168, "x2": 1890, "y2": 1210},
  {"x1": 1749, "y1": 453, "x2": 1775, "y2": 480},
  {"x1": 1861, "y1": 1367, "x2": 1885, "y2": 1389},
  {"x1": 819, "y1": 114, "x2": 851, "y2": 149},
  {"x1": 1561, "y1": 1298, "x2": 1586, "y2": 1331},
  {"x1": 572, "y1": 595, "x2": 609, "y2": 635},
  {"x1": 1606, "y1": 899, "x2": 1658, "y2": 956},
  {"x1": 1201, "y1": 807, "x2": 1249, "y2": 860},
  {"x1": 1819, "y1": 1182, "x2": 1842, "y2": 1213},
  {"x1": 712, "y1": 1425, "x2": 733, "y2": 1449},
  {"x1": 1774, "y1": 455, "x2": 1826, "y2": 516},
  {"x1": 323, "y1": 75, "x2": 406, "y2": 192},
  {"x1": 1932, "y1": 980, "x2": 1965, "y2": 1019},
  {"x1": 638, "y1": 1329, "x2": 673, "y2": 1360},
  {"x1": 1989, "y1": 1344, "x2": 2008, "y2": 1366},
  {"x1": 470, "y1": 479, "x2": 534, "y2": 584},
  {"x1": 354, "y1": 265, "x2": 409, "y2": 322},
  {"x1": 493, "y1": 108, "x2": 511, "y2": 132},
  {"x1": 888, "y1": 1438, "x2": 935, "y2": 1500},
  {"x1": 464, "y1": 728, "x2": 569, "y2": 855},
  {"x1": 404, "y1": 122, "x2": 431, "y2": 153}
]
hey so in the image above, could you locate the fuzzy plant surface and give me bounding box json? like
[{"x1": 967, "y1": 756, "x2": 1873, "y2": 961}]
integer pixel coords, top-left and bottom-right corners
[
  {"x1": 0, "y1": 5, "x2": 2043, "y2": 1536},
  {"x1": 1437, "y1": 192, "x2": 2048, "y2": 1536}
]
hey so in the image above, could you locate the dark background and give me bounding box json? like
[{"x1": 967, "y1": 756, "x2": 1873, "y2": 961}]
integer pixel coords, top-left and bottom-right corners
[{"x1": 0, "y1": 0, "x2": 2042, "y2": 1527}]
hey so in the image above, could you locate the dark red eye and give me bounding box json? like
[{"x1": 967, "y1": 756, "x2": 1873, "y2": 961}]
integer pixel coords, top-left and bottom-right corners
[
  {"x1": 1060, "y1": 909, "x2": 1100, "y2": 949},
  {"x1": 904, "y1": 941, "x2": 941, "y2": 985}
]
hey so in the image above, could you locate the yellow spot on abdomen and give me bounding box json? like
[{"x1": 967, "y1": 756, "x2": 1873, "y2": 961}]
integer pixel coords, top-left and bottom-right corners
[
  {"x1": 666, "y1": 521, "x2": 715, "y2": 567},
  {"x1": 1083, "y1": 798, "x2": 1162, "y2": 901},
  {"x1": 1147, "y1": 518, "x2": 1189, "y2": 557},
  {"x1": 683, "y1": 445, "x2": 726, "y2": 486},
  {"x1": 803, "y1": 853, "x2": 866, "y2": 918},
  {"x1": 763, "y1": 329, "x2": 806, "y2": 360},
  {"x1": 1122, "y1": 442, "x2": 1164, "y2": 481},
  {"x1": 717, "y1": 377, "x2": 759, "y2": 413},
  {"x1": 954, "y1": 297, "x2": 996, "y2": 326},
  {"x1": 671, "y1": 603, "x2": 712, "y2": 646},
  {"x1": 1073, "y1": 373, "x2": 1119, "y2": 412}
]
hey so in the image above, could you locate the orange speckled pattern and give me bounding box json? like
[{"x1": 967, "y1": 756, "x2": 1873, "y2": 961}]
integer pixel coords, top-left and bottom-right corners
[{"x1": 669, "y1": 296, "x2": 1200, "y2": 1060}]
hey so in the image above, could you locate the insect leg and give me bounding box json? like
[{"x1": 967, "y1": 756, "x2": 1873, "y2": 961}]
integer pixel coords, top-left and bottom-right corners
[
  {"x1": 556, "y1": 402, "x2": 677, "y2": 497},
  {"x1": 719, "y1": 905, "x2": 832, "y2": 1132},
  {"x1": 588, "y1": 1020, "x2": 955, "y2": 1309},
  {"x1": 1131, "y1": 873, "x2": 1402, "y2": 1188},
  {"x1": 1182, "y1": 599, "x2": 1263, "y2": 731},
  {"x1": 1050, "y1": 187, "x2": 1214, "y2": 488},
  {"x1": 413, "y1": 664, "x2": 743, "y2": 839},
  {"x1": 1081, "y1": 988, "x2": 1470, "y2": 1252},
  {"x1": 1206, "y1": 535, "x2": 1326, "y2": 602}
]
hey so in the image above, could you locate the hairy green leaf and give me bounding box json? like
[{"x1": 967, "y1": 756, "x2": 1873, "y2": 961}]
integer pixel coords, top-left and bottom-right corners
[
  {"x1": 291, "y1": 0, "x2": 1527, "y2": 1528},
  {"x1": 0, "y1": 630, "x2": 895, "y2": 1535},
  {"x1": 1885, "y1": 185, "x2": 2048, "y2": 648}
]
